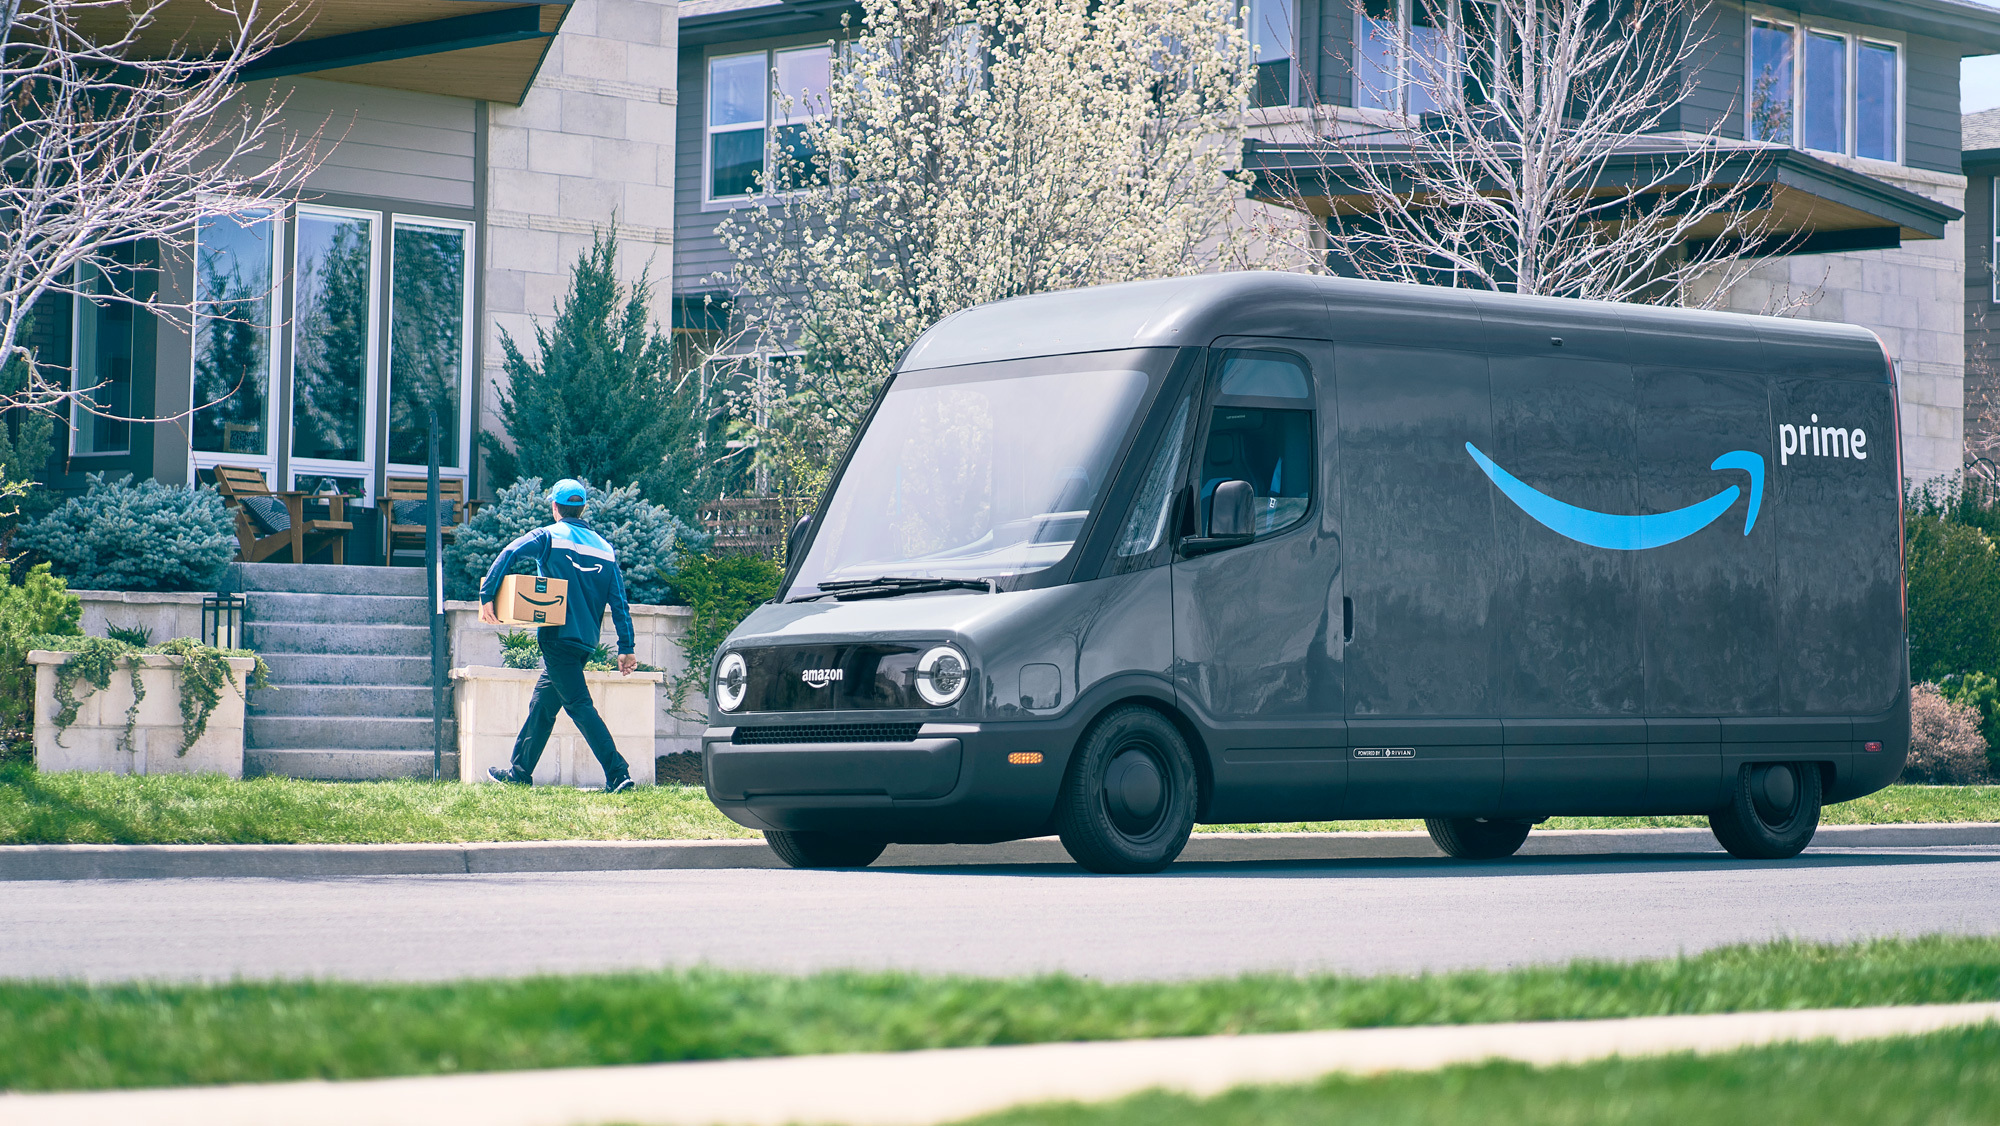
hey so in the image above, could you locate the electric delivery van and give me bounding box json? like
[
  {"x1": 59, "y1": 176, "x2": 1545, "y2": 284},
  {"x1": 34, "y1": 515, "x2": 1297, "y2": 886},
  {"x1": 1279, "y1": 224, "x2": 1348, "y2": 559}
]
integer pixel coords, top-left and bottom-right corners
[{"x1": 702, "y1": 272, "x2": 1908, "y2": 873}]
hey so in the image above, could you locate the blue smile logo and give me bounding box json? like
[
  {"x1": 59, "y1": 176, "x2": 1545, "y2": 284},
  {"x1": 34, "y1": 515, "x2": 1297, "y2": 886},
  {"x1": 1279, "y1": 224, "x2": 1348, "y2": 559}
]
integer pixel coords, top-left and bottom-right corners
[{"x1": 1465, "y1": 443, "x2": 1764, "y2": 551}]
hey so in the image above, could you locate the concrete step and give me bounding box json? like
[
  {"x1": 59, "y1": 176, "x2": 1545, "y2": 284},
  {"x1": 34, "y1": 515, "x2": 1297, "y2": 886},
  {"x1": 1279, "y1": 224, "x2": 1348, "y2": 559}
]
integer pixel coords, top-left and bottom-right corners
[
  {"x1": 246, "y1": 715, "x2": 449, "y2": 751},
  {"x1": 259, "y1": 653, "x2": 432, "y2": 687},
  {"x1": 245, "y1": 748, "x2": 459, "y2": 781},
  {"x1": 244, "y1": 622, "x2": 433, "y2": 657},
  {"x1": 248, "y1": 684, "x2": 436, "y2": 719},
  {"x1": 226, "y1": 562, "x2": 428, "y2": 598},
  {"x1": 243, "y1": 593, "x2": 429, "y2": 626}
]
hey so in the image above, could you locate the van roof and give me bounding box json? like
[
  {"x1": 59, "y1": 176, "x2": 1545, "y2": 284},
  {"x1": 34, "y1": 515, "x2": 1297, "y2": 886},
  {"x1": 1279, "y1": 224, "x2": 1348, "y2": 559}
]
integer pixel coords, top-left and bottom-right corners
[{"x1": 898, "y1": 272, "x2": 1890, "y2": 383}]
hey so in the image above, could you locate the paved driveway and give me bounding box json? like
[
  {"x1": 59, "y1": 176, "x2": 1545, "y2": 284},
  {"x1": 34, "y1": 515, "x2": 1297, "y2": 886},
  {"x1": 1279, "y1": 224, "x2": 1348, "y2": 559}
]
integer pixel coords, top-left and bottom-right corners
[{"x1": 5, "y1": 846, "x2": 1997, "y2": 983}]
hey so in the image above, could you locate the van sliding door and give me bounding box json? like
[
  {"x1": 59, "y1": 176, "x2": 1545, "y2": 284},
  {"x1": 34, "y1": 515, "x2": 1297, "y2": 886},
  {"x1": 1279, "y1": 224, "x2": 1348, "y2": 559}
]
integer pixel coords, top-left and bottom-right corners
[{"x1": 1336, "y1": 344, "x2": 1503, "y2": 819}]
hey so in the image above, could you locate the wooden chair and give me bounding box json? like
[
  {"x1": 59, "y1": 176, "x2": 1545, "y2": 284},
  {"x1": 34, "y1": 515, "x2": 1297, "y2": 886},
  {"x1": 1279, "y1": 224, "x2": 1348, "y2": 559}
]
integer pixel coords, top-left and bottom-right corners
[
  {"x1": 212, "y1": 465, "x2": 352, "y2": 565},
  {"x1": 382, "y1": 476, "x2": 476, "y2": 566}
]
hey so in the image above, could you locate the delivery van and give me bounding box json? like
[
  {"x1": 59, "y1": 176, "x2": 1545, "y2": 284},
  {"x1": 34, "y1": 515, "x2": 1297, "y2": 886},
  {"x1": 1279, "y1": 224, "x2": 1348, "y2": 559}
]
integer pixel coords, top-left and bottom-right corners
[{"x1": 701, "y1": 272, "x2": 1909, "y2": 873}]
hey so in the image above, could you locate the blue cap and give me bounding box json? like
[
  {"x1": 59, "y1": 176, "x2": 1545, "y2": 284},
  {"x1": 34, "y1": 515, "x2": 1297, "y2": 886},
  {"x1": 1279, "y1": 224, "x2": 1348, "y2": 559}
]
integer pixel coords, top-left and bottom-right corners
[{"x1": 549, "y1": 478, "x2": 589, "y2": 506}]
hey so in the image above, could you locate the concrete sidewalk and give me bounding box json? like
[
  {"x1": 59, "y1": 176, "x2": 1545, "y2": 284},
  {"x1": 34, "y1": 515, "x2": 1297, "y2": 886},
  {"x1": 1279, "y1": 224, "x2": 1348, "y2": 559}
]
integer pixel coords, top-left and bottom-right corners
[
  {"x1": 5, "y1": 1002, "x2": 1996, "y2": 1126},
  {"x1": 1, "y1": 822, "x2": 1994, "y2": 880}
]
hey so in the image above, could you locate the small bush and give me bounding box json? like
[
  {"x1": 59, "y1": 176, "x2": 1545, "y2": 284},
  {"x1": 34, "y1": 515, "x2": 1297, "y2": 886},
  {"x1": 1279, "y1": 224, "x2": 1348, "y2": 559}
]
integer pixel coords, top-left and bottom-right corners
[
  {"x1": 1938, "y1": 670, "x2": 2000, "y2": 777},
  {"x1": 16, "y1": 474, "x2": 236, "y2": 592},
  {"x1": 444, "y1": 477, "x2": 705, "y2": 605},
  {"x1": 0, "y1": 564, "x2": 82, "y2": 755},
  {"x1": 666, "y1": 553, "x2": 783, "y2": 712},
  {"x1": 1906, "y1": 683, "x2": 1995, "y2": 784}
]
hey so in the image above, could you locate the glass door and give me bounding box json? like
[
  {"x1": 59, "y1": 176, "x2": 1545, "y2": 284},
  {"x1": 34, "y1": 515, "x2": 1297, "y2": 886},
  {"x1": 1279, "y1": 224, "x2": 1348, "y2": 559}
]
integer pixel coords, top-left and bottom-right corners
[
  {"x1": 287, "y1": 205, "x2": 381, "y2": 503},
  {"x1": 385, "y1": 216, "x2": 473, "y2": 481},
  {"x1": 190, "y1": 209, "x2": 283, "y2": 480}
]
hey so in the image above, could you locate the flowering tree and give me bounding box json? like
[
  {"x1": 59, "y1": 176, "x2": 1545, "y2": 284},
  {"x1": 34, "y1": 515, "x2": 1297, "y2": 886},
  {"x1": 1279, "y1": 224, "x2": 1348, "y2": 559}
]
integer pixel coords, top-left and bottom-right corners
[
  {"x1": 717, "y1": 0, "x2": 1256, "y2": 490},
  {"x1": 1260, "y1": 0, "x2": 1787, "y2": 307},
  {"x1": 0, "y1": 0, "x2": 319, "y2": 424}
]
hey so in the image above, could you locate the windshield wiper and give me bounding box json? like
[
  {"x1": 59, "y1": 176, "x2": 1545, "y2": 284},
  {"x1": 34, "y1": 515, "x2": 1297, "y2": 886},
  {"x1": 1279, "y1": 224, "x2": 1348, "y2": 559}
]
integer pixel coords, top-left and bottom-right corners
[{"x1": 790, "y1": 576, "x2": 998, "y2": 602}]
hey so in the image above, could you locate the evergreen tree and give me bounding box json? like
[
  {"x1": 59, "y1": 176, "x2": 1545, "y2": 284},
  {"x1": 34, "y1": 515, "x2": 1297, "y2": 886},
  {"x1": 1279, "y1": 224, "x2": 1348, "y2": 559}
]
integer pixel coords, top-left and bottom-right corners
[{"x1": 481, "y1": 230, "x2": 700, "y2": 524}]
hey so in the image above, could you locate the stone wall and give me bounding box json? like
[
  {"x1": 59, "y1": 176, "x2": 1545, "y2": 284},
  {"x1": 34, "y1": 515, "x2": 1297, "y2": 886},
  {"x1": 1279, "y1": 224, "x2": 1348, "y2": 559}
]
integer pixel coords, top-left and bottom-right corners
[
  {"x1": 71, "y1": 591, "x2": 211, "y2": 648},
  {"x1": 1713, "y1": 160, "x2": 1969, "y2": 488},
  {"x1": 481, "y1": 0, "x2": 679, "y2": 492}
]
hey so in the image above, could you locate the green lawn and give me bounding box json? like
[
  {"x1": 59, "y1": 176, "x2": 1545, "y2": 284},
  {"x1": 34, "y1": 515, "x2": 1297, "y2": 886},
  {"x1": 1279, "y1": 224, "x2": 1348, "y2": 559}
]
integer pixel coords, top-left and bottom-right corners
[
  {"x1": 4, "y1": 936, "x2": 1999, "y2": 1092},
  {"x1": 0, "y1": 766, "x2": 1993, "y2": 845},
  {"x1": 951, "y1": 1025, "x2": 2000, "y2": 1126}
]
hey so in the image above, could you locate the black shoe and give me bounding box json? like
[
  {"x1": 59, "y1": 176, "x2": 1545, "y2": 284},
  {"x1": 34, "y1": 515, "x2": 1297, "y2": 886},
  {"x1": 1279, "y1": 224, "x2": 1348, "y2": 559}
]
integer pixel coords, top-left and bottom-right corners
[
  {"x1": 489, "y1": 766, "x2": 528, "y2": 786},
  {"x1": 604, "y1": 776, "x2": 635, "y2": 794}
]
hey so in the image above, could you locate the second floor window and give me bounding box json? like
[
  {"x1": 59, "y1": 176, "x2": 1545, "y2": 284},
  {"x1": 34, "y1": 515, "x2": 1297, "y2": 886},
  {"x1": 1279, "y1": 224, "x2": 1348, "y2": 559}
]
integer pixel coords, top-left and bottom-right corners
[
  {"x1": 1356, "y1": 0, "x2": 1492, "y2": 116},
  {"x1": 1247, "y1": 0, "x2": 1294, "y2": 108},
  {"x1": 1749, "y1": 13, "x2": 1900, "y2": 163},
  {"x1": 708, "y1": 45, "x2": 831, "y2": 200}
]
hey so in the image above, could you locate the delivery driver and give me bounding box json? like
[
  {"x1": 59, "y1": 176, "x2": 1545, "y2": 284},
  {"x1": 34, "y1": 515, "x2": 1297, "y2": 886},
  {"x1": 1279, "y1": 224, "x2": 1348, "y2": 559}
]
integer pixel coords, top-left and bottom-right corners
[{"x1": 479, "y1": 479, "x2": 640, "y2": 793}]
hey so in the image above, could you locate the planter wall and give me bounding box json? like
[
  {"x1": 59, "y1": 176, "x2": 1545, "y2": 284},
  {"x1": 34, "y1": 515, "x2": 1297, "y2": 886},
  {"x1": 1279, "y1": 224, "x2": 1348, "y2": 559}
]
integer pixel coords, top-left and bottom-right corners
[
  {"x1": 445, "y1": 601, "x2": 707, "y2": 755},
  {"x1": 29, "y1": 651, "x2": 255, "y2": 778},
  {"x1": 451, "y1": 665, "x2": 663, "y2": 788},
  {"x1": 72, "y1": 591, "x2": 210, "y2": 647}
]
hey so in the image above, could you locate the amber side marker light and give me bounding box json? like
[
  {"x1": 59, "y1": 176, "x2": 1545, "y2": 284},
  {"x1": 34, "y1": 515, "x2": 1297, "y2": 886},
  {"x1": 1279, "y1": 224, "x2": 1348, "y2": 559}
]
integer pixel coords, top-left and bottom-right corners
[
  {"x1": 1865, "y1": 741, "x2": 1884, "y2": 753},
  {"x1": 1008, "y1": 752, "x2": 1044, "y2": 765}
]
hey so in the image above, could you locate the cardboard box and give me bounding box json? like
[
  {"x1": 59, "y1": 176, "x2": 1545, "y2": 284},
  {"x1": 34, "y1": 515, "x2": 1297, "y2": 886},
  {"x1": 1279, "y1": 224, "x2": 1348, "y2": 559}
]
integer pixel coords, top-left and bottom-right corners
[{"x1": 496, "y1": 574, "x2": 568, "y2": 626}]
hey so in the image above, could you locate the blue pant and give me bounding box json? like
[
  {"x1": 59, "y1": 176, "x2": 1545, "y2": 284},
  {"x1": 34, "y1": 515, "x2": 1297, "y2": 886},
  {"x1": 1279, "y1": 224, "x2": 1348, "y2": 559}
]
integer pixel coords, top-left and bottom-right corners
[{"x1": 508, "y1": 642, "x2": 630, "y2": 785}]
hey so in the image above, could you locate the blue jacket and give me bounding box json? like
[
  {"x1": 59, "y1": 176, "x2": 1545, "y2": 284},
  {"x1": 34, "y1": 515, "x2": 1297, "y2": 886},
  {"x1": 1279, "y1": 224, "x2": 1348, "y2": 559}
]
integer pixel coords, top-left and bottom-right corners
[{"x1": 479, "y1": 519, "x2": 635, "y2": 655}]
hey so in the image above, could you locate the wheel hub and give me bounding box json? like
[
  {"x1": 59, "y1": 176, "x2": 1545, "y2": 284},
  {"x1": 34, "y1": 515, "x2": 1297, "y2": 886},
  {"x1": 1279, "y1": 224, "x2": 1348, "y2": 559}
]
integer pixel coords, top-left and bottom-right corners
[
  {"x1": 1752, "y1": 763, "x2": 1798, "y2": 825},
  {"x1": 1103, "y1": 749, "x2": 1165, "y2": 834}
]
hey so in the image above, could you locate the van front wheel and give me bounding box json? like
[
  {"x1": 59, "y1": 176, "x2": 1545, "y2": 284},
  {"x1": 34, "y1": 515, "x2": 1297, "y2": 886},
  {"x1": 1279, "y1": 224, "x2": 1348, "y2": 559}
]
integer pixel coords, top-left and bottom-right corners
[
  {"x1": 1425, "y1": 817, "x2": 1533, "y2": 859},
  {"x1": 1709, "y1": 762, "x2": 1822, "y2": 859},
  {"x1": 1055, "y1": 706, "x2": 1198, "y2": 874},
  {"x1": 765, "y1": 830, "x2": 887, "y2": 869}
]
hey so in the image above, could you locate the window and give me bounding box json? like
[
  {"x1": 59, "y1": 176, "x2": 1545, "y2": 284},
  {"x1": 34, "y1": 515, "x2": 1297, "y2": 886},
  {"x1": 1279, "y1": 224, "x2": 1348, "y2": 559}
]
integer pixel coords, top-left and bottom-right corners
[
  {"x1": 1114, "y1": 394, "x2": 1192, "y2": 567},
  {"x1": 1991, "y1": 186, "x2": 1999, "y2": 304},
  {"x1": 1747, "y1": 12, "x2": 1899, "y2": 162},
  {"x1": 1357, "y1": 0, "x2": 1459, "y2": 115},
  {"x1": 70, "y1": 245, "x2": 141, "y2": 456},
  {"x1": 1246, "y1": 0, "x2": 1294, "y2": 108},
  {"x1": 191, "y1": 210, "x2": 281, "y2": 463},
  {"x1": 387, "y1": 219, "x2": 472, "y2": 471},
  {"x1": 707, "y1": 44, "x2": 832, "y2": 200},
  {"x1": 1197, "y1": 351, "x2": 1313, "y2": 537},
  {"x1": 289, "y1": 207, "x2": 379, "y2": 471}
]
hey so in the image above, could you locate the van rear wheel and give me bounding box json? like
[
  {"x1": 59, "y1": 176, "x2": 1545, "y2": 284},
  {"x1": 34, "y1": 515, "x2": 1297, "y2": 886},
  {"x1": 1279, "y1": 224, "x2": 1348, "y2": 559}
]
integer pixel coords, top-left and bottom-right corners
[
  {"x1": 1709, "y1": 762, "x2": 1822, "y2": 859},
  {"x1": 765, "y1": 830, "x2": 887, "y2": 869},
  {"x1": 1426, "y1": 817, "x2": 1532, "y2": 859},
  {"x1": 1055, "y1": 705, "x2": 1198, "y2": 874}
]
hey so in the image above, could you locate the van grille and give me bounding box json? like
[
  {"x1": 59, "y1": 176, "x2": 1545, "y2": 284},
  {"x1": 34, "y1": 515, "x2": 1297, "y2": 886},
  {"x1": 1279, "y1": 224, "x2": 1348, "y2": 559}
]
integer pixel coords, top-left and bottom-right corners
[{"x1": 731, "y1": 723, "x2": 925, "y2": 745}]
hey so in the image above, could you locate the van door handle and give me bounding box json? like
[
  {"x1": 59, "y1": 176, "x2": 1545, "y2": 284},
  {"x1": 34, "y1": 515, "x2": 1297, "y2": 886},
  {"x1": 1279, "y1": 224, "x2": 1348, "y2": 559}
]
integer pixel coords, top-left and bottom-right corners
[{"x1": 1342, "y1": 596, "x2": 1353, "y2": 643}]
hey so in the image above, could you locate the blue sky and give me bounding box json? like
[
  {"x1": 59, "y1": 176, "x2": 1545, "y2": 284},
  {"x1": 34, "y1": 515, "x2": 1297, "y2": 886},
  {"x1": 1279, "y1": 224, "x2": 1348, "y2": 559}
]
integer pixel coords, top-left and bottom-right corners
[{"x1": 1966, "y1": 1, "x2": 2000, "y2": 112}]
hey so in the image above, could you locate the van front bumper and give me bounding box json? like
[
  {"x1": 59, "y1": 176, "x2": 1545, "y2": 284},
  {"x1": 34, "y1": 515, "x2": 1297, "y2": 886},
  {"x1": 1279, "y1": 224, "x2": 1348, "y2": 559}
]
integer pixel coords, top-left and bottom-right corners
[{"x1": 701, "y1": 721, "x2": 1070, "y2": 843}]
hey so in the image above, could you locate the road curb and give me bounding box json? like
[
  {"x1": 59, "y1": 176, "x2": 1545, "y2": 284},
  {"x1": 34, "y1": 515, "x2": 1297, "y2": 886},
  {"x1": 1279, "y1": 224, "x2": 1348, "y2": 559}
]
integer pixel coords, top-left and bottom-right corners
[
  {"x1": 4, "y1": 1002, "x2": 1997, "y2": 1126},
  {"x1": 1, "y1": 822, "x2": 1993, "y2": 881}
]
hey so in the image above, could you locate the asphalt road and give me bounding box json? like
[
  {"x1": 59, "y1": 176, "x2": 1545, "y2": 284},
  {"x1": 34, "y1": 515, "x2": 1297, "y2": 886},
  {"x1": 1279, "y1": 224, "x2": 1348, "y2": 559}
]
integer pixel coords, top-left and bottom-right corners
[{"x1": 5, "y1": 847, "x2": 1998, "y2": 984}]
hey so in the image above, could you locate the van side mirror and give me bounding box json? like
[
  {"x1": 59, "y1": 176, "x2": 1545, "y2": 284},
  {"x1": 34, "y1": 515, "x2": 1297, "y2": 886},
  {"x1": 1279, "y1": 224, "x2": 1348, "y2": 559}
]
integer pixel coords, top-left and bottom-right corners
[
  {"x1": 786, "y1": 515, "x2": 812, "y2": 564},
  {"x1": 1182, "y1": 479, "x2": 1255, "y2": 556}
]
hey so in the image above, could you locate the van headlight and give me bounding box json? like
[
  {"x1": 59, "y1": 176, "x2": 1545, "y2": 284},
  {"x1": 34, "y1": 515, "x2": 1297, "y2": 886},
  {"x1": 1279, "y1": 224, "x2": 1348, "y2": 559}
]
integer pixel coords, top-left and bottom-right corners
[
  {"x1": 715, "y1": 652, "x2": 747, "y2": 712},
  {"x1": 916, "y1": 645, "x2": 969, "y2": 707}
]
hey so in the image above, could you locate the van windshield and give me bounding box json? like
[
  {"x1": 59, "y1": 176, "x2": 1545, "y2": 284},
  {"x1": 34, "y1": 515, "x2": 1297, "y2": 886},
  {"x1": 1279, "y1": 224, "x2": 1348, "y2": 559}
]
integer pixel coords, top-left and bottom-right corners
[{"x1": 788, "y1": 354, "x2": 1160, "y2": 597}]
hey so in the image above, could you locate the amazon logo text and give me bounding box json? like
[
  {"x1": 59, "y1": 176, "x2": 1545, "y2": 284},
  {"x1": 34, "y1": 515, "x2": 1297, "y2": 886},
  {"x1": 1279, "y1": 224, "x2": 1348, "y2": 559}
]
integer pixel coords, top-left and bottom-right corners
[{"x1": 1779, "y1": 415, "x2": 1866, "y2": 466}]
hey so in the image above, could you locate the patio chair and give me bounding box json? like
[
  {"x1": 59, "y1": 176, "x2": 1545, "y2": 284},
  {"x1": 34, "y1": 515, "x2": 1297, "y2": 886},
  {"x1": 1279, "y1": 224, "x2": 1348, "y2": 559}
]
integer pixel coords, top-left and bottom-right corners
[
  {"x1": 212, "y1": 465, "x2": 352, "y2": 565},
  {"x1": 382, "y1": 476, "x2": 477, "y2": 566}
]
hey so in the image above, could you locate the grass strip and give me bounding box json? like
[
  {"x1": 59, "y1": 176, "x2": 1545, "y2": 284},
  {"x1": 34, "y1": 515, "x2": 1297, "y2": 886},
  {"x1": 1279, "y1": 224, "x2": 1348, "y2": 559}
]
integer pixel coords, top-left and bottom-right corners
[
  {"x1": 4, "y1": 935, "x2": 1999, "y2": 1092},
  {"x1": 1, "y1": 765, "x2": 1993, "y2": 846},
  {"x1": 0, "y1": 764, "x2": 756, "y2": 845},
  {"x1": 949, "y1": 1025, "x2": 2000, "y2": 1126},
  {"x1": 1201, "y1": 784, "x2": 2000, "y2": 833}
]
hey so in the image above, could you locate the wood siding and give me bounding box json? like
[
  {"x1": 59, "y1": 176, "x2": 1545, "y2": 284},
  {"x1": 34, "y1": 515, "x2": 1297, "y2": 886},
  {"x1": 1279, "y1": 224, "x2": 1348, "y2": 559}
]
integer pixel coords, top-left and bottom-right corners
[
  {"x1": 1906, "y1": 33, "x2": 1960, "y2": 175},
  {"x1": 268, "y1": 78, "x2": 479, "y2": 209},
  {"x1": 1966, "y1": 163, "x2": 2000, "y2": 460}
]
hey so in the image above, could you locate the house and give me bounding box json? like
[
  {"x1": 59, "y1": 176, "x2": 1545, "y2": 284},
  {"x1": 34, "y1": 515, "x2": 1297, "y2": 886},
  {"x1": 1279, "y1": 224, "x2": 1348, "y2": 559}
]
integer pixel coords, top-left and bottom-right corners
[
  {"x1": 26, "y1": 0, "x2": 681, "y2": 562},
  {"x1": 1964, "y1": 105, "x2": 2000, "y2": 474},
  {"x1": 676, "y1": 0, "x2": 2000, "y2": 488}
]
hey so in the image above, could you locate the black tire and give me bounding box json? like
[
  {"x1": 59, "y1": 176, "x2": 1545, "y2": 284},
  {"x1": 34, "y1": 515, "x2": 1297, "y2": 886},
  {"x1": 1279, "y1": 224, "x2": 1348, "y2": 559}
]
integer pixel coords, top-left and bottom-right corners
[
  {"x1": 1426, "y1": 817, "x2": 1532, "y2": 859},
  {"x1": 765, "y1": 830, "x2": 887, "y2": 869},
  {"x1": 1709, "y1": 761, "x2": 1822, "y2": 859},
  {"x1": 1054, "y1": 705, "x2": 1199, "y2": 874}
]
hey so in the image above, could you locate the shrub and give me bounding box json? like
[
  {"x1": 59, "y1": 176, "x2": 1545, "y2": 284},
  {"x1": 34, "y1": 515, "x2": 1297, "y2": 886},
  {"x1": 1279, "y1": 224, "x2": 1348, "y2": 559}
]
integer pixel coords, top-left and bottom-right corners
[
  {"x1": 1906, "y1": 683, "x2": 1995, "y2": 784},
  {"x1": 1938, "y1": 670, "x2": 2000, "y2": 777},
  {"x1": 16, "y1": 474, "x2": 236, "y2": 592},
  {"x1": 1905, "y1": 510, "x2": 2000, "y2": 683},
  {"x1": 0, "y1": 564, "x2": 82, "y2": 754},
  {"x1": 444, "y1": 477, "x2": 707, "y2": 606},
  {"x1": 665, "y1": 553, "x2": 782, "y2": 713}
]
